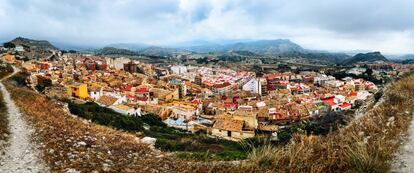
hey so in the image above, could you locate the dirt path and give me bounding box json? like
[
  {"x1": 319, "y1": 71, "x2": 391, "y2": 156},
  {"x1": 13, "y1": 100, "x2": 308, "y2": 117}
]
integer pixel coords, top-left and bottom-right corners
[
  {"x1": 0, "y1": 66, "x2": 48, "y2": 172},
  {"x1": 392, "y1": 113, "x2": 414, "y2": 173}
]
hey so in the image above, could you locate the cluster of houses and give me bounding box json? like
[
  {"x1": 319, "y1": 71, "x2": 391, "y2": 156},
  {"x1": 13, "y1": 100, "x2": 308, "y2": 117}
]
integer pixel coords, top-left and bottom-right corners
[{"x1": 1, "y1": 51, "x2": 385, "y2": 141}]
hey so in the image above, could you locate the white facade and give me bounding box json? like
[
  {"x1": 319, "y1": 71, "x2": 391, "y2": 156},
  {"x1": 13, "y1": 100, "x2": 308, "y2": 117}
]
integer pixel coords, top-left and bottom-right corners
[
  {"x1": 171, "y1": 65, "x2": 188, "y2": 74},
  {"x1": 105, "y1": 57, "x2": 131, "y2": 70},
  {"x1": 242, "y1": 78, "x2": 261, "y2": 95},
  {"x1": 110, "y1": 105, "x2": 141, "y2": 116},
  {"x1": 15, "y1": 45, "x2": 25, "y2": 52},
  {"x1": 89, "y1": 90, "x2": 103, "y2": 100}
]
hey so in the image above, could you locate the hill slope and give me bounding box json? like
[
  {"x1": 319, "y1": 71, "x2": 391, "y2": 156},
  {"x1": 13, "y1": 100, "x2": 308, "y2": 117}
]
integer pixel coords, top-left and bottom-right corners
[
  {"x1": 342, "y1": 51, "x2": 389, "y2": 65},
  {"x1": 184, "y1": 39, "x2": 304, "y2": 54},
  {"x1": 9, "y1": 37, "x2": 58, "y2": 51}
]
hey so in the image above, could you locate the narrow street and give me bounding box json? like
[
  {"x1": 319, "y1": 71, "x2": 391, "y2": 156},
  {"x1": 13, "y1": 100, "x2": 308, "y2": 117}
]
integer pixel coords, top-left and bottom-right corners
[{"x1": 0, "y1": 66, "x2": 48, "y2": 172}]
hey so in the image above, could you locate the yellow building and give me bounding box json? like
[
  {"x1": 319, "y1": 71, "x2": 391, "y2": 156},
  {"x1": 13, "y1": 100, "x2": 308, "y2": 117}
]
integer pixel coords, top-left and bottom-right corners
[{"x1": 67, "y1": 83, "x2": 89, "y2": 99}]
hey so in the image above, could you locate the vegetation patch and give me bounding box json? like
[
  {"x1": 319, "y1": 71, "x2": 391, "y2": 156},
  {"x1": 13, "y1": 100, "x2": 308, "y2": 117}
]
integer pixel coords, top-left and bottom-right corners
[
  {"x1": 0, "y1": 62, "x2": 13, "y2": 79},
  {"x1": 66, "y1": 101, "x2": 249, "y2": 161},
  {"x1": 0, "y1": 91, "x2": 9, "y2": 149},
  {"x1": 0, "y1": 63, "x2": 12, "y2": 149}
]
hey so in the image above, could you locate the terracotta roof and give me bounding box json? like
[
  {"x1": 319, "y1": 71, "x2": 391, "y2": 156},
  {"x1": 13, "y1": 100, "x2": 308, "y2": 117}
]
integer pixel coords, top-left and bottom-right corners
[
  {"x1": 258, "y1": 124, "x2": 279, "y2": 131},
  {"x1": 321, "y1": 97, "x2": 336, "y2": 107},
  {"x1": 136, "y1": 88, "x2": 149, "y2": 93},
  {"x1": 339, "y1": 102, "x2": 351, "y2": 108},
  {"x1": 213, "y1": 118, "x2": 244, "y2": 132},
  {"x1": 112, "y1": 104, "x2": 133, "y2": 111},
  {"x1": 96, "y1": 95, "x2": 118, "y2": 106}
]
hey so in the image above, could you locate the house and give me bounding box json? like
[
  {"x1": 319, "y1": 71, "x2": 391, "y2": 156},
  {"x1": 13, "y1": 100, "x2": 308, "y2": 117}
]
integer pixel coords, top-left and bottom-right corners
[
  {"x1": 339, "y1": 102, "x2": 351, "y2": 111},
  {"x1": 109, "y1": 104, "x2": 141, "y2": 116},
  {"x1": 322, "y1": 95, "x2": 349, "y2": 111},
  {"x1": 150, "y1": 88, "x2": 179, "y2": 102},
  {"x1": 170, "y1": 65, "x2": 187, "y2": 74},
  {"x1": 89, "y1": 86, "x2": 103, "y2": 100},
  {"x1": 67, "y1": 83, "x2": 89, "y2": 99},
  {"x1": 211, "y1": 118, "x2": 255, "y2": 141},
  {"x1": 211, "y1": 82, "x2": 232, "y2": 95},
  {"x1": 96, "y1": 95, "x2": 123, "y2": 107},
  {"x1": 2, "y1": 54, "x2": 15, "y2": 63},
  {"x1": 242, "y1": 78, "x2": 262, "y2": 95}
]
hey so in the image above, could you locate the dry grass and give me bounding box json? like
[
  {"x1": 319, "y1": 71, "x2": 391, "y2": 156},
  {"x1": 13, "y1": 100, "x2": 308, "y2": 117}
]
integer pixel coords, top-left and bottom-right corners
[{"x1": 0, "y1": 91, "x2": 9, "y2": 150}]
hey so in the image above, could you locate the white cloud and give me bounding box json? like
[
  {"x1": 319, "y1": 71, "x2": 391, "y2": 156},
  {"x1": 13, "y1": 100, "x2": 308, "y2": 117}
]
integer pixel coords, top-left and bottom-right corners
[{"x1": 0, "y1": 0, "x2": 414, "y2": 54}]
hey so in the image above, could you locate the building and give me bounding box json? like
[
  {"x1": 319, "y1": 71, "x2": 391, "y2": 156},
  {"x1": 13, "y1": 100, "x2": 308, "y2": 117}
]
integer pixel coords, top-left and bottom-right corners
[
  {"x1": 171, "y1": 65, "x2": 187, "y2": 74},
  {"x1": 259, "y1": 78, "x2": 267, "y2": 96},
  {"x1": 242, "y1": 78, "x2": 262, "y2": 95},
  {"x1": 2, "y1": 54, "x2": 15, "y2": 63},
  {"x1": 67, "y1": 83, "x2": 89, "y2": 99},
  {"x1": 211, "y1": 82, "x2": 232, "y2": 95},
  {"x1": 211, "y1": 118, "x2": 255, "y2": 141},
  {"x1": 96, "y1": 95, "x2": 124, "y2": 107},
  {"x1": 109, "y1": 104, "x2": 141, "y2": 116},
  {"x1": 124, "y1": 62, "x2": 139, "y2": 73}
]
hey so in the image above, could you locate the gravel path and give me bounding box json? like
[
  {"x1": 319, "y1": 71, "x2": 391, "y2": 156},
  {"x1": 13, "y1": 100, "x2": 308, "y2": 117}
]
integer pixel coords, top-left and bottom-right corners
[
  {"x1": 0, "y1": 67, "x2": 48, "y2": 172},
  {"x1": 392, "y1": 113, "x2": 414, "y2": 173}
]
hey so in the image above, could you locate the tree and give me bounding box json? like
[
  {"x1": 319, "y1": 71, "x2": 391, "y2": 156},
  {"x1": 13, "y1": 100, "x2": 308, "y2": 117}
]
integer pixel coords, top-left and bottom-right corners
[
  {"x1": 365, "y1": 68, "x2": 373, "y2": 76},
  {"x1": 3, "y1": 42, "x2": 15, "y2": 48}
]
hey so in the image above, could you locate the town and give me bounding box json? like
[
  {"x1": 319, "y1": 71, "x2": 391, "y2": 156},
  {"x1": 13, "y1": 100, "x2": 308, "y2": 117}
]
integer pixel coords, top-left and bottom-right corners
[{"x1": 3, "y1": 44, "x2": 412, "y2": 143}]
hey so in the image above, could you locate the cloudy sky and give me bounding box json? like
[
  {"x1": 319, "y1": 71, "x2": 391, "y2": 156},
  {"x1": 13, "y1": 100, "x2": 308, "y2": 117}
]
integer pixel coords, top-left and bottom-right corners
[{"x1": 1, "y1": 0, "x2": 414, "y2": 54}]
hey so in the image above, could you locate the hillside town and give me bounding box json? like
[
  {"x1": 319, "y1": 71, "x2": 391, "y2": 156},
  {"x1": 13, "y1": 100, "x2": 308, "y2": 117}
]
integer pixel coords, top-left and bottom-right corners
[{"x1": 3, "y1": 48, "x2": 410, "y2": 142}]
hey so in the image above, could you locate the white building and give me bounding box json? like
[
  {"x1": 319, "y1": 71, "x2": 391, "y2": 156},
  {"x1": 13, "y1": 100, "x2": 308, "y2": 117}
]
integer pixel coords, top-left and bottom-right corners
[
  {"x1": 171, "y1": 65, "x2": 188, "y2": 74},
  {"x1": 105, "y1": 57, "x2": 131, "y2": 70},
  {"x1": 89, "y1": 88, "x2": 103, "y2": 101},
  {"x1": 242, "y1": 78, "x2": 262, "y2": 95},
  {"x1": 314, "y1": 74, "x2": 336, "y2": 86},
  {"x1": 15, "y1": 45, "x2": 25, "y2": 52},
  {"x1": 110, "y1": 104, "x2": 141, "y2": 116}
]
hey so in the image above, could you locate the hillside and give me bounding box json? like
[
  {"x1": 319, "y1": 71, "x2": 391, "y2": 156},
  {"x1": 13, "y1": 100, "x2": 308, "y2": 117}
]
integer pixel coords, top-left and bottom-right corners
[
  {"x1": 183, "y1": 39, "x2": 304, "y2": 54},
  {"x1": 8, "y1": 37, "x2": 58, "y2": 51},
  {"x1": 342, "y1": 51, "x2": 389, "y2": 65},
  {"x1": 95, "y1": 47, "x2": 140, "y2": 56}
]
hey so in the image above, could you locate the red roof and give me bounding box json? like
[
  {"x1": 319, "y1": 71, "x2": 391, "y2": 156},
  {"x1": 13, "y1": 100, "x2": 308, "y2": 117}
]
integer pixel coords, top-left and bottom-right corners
[
  {"x1": 185, "y1": 81, "x2": 192, "y2": 86},
  {"x1": 127, "y1": 95, "x2": 137, "y2": 99},
  {"x1": 348, "y1": 91, "x2": 357, "y2": 97},
  {"x1": 224, "y1": 102, "x2": 236, "y2": 108},
  {"x1": 191, "y1": 100, "x2": 201, "y2": 104},
  {"x1": 137, "y1": 97, "x2": 148, "y2": 101},
  {"x1": 339, "y1": 102, "x2": 351, "y2": 108},
  {"x1": 322, "y1": 97, "x2": 337, "y2": 107},
  {"x1": 136, "y1": 88, "x2": 149, "y2": 94},
  {"x1": 122, "y1": 85, "x2": 133, "y2": 92}
]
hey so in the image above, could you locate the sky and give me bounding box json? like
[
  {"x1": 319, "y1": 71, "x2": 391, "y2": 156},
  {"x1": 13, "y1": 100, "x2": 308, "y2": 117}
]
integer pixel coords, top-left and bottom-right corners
[{"x1": 1, "y1": 0, "x2": 414, "y2": 54}]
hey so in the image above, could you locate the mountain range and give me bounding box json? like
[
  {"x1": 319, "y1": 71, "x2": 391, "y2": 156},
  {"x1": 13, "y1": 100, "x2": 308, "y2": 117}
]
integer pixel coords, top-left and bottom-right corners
[{"x1": 5, "y1": 37, "x2": 414, "y2": 65}]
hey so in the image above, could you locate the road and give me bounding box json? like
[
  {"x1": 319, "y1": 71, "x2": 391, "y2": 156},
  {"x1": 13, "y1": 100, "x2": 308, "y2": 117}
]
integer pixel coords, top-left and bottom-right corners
[{"x1": 0, "y1": 66, "x2": 48, "y2": 172}]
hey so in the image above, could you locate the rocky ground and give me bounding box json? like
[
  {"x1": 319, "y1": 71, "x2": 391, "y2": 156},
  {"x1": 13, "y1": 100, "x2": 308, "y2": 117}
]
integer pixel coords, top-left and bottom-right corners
[{"x1": 392, "y1": 112, "x2": 414, "y2": 173}]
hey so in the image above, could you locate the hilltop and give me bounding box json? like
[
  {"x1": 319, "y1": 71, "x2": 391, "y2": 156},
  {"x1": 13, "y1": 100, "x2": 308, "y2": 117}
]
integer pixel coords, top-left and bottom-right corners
[
  {"x1": 7, "y1": 37, "x2": 58, "y2": 51},
  {"x1": 341, "y1": 51, "x2": 389, "y2": 65}
]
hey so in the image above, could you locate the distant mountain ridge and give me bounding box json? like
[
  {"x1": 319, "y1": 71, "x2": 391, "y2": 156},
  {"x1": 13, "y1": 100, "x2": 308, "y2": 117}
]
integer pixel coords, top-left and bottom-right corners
[
  {"x1": 98, "y1": 39, "x2": 352, "y2": 63},
  {"x1": 182, "y1": 39, "x2": 305, "y2": 54},
  {"x1": 341, "y1": 52, "x2": 389, "y2": 65}
]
